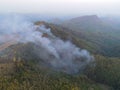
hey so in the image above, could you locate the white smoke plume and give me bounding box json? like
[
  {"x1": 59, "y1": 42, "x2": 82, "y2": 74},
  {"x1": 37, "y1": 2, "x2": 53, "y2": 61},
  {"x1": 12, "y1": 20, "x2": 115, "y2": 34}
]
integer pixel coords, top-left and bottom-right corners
[{"x1": 0, "y1": 14, "x2": 94, "y2": 74}]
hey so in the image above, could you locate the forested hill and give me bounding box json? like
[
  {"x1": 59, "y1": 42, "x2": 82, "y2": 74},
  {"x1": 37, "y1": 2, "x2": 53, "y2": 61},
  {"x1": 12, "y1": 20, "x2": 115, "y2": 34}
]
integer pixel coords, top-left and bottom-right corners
[
  {"x1": 61, "y1": 15, "x2": 120, "y2": 57},
  {"x1": 0, "y1": 19, "x2": 119, "y2": 90}
]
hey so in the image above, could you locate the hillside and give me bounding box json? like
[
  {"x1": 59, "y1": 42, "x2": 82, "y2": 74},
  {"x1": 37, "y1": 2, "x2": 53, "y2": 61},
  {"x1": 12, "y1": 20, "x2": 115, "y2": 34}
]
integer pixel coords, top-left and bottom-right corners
[
  {"x1": 0, "y1": 19, "x2": 120, "y2": 90},
  {"x1": 35, "y1": 21, "x2": 120, "y2": 89},
  {"x1": 0, "y1": 43, "x2": 113, "y2": 90},
  {"x1": 61, "y1": 15, "x2": 120, "y2": 57}
]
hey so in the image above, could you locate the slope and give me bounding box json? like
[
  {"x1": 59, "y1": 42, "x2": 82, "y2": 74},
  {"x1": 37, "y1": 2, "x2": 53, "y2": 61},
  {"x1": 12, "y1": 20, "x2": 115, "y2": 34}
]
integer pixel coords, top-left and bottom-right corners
[{"x1": 61, "y1": 15, "x2": 120, "y2": 57}]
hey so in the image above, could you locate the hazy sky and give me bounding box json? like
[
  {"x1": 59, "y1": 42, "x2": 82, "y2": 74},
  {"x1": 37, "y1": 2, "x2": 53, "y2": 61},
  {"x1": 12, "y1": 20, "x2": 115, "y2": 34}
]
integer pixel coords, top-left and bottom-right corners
[{"x1": 0, "y1": 0, "x2": 119, "y2": 16}]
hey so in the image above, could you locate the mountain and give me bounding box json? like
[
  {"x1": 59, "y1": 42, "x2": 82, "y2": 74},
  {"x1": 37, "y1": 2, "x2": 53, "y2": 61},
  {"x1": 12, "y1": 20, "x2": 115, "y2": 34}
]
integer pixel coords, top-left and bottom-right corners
[
  {"x1": 102, "y1": 17, "x2": 120, "y2": 30},
  {"x1": 61, "y1": 15, "x2": 120, "y2": 57},
  {"x1": 68, "y1": 15, "x2": 102, "y2": 29},
  {"x1": 0, "y1": 23, "x2": 103, "y2": 90},
  {"x1": 0, "y1": 20, "x2": 120, "y2": 90},
  {"x1": 62, "y1": 15, "x2": 120, "y2": 34}
]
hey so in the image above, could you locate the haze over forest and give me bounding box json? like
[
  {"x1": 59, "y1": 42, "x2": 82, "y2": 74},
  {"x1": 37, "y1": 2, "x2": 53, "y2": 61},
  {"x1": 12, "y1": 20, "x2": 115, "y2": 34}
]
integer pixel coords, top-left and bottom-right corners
[{"x1": 0, "y1": 0, "x2": 120, "y2": 90}]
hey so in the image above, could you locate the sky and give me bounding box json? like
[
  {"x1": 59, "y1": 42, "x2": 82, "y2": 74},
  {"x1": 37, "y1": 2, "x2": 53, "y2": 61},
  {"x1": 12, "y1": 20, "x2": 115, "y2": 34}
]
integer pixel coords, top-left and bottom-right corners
[{"x1": 0, "y1": 0, "x2": 120, "y2": 16}]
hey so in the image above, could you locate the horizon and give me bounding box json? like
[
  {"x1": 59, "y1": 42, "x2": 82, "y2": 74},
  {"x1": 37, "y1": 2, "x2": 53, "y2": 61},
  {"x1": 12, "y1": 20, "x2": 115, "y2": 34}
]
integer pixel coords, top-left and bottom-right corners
[{"x1": 0, "y1": 0, "x2": 119, "y2": 17}]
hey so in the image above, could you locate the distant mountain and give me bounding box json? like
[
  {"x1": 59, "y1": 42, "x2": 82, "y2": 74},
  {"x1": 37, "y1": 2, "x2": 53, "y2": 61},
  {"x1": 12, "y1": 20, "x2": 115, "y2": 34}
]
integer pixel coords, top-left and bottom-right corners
[
  {"x1": 70, "y1": 15, "x2": 101, "y2": 24},
  {"x1": 62, "y1": 15, "x2": 115, "y2": 32},
  {"x1": 61, "y1": 15, "x2": 120, "y2": 57},
  {"x1": 102, "y1": 17, "x2": 120, "y2": 30}
]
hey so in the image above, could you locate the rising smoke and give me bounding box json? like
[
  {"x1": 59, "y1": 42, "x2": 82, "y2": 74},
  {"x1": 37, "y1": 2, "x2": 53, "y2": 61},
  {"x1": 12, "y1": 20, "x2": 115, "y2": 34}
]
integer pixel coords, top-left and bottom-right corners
[{"x1": 0, "y1": 14, "x2": 94, "y2": 74}]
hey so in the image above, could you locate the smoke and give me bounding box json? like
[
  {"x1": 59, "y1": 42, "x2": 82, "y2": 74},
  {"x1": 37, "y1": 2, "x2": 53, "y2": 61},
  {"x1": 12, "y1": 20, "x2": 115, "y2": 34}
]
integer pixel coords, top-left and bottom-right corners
[{"x1": 0, "y1": 14, "x2": 94, "y2": 74}]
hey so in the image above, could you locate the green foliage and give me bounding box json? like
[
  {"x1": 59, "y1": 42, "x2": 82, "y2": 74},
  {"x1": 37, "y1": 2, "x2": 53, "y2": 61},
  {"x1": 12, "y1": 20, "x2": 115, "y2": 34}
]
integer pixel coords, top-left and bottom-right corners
[
  {"x1": 85, "y1": 55, "x2": 120, "y2": 90},
  {"x1": 0, "y1": 60, "x2": 111, "y2": 90}
]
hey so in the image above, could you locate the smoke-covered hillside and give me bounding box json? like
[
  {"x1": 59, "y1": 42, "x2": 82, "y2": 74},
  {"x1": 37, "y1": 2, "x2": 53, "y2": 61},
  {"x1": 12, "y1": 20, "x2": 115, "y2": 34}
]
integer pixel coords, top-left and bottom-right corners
[
  {"x1": 0, "y1": 15, "x2": 94, "y2": 74},
  {"x1": 0, "y1": 14, "x2": 120, "y2": 90}
]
